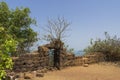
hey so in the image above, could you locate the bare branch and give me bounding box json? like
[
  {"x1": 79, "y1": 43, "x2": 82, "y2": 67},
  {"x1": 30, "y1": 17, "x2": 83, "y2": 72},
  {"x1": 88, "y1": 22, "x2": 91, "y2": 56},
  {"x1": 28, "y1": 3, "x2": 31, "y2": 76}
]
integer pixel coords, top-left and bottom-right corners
[{"x1": 43, "y1": 17, "x2": 70, "y2": 41}]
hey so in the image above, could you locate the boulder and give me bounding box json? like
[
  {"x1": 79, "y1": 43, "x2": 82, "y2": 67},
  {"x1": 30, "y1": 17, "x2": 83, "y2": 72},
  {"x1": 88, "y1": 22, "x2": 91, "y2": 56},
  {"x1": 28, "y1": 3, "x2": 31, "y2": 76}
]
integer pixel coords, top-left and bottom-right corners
[
  {"x1": 36, "y1": 73, "x2": 44, "y2": 77},
  {"x1": 24, "y1": 72, "x2": 34, "y2": 79},
  {"x1": 83, "y1": 64, "x2": 89, "y2": 67}
]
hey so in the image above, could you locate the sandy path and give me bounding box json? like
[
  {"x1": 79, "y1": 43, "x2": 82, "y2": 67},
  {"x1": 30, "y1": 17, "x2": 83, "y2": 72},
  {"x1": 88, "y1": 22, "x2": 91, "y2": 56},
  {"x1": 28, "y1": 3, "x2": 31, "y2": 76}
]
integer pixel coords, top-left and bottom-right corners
[{"x1": 35, "y1": 63, "x2": 120, "y2": 80}]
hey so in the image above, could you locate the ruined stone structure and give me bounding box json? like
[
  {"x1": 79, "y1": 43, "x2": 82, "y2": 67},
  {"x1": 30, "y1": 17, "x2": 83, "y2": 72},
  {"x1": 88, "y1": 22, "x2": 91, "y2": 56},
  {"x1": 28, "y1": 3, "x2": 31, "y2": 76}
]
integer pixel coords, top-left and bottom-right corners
[
  {"x1": 73, "y1": 53, "x2": 105, "y2": 66},
  {"x1": 12, "y1": 49, "x2": 49, "y2": 72},
  {"x1": 5, "y1": 39, "x2": 106, "y2": 80},
  {"x1": 43, "y1": 39, "x2": 67, "y2": 69},
  {"x1": 12, "y1": 39, "x2": 105, "y2": 73},
  {"x1": 12, "y1": 39, "x2": 68, "y2": 72}
]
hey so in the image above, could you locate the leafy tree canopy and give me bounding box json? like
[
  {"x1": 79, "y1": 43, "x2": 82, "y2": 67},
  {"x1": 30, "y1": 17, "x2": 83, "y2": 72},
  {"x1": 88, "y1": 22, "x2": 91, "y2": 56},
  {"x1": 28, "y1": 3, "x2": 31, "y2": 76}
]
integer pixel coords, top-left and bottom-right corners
[
  {"x1": 0, "y1": 2, "x2": 38, "y2": 56},
  {"x1": 0, "y1": 1, "x2": 37, "y2": 79}
]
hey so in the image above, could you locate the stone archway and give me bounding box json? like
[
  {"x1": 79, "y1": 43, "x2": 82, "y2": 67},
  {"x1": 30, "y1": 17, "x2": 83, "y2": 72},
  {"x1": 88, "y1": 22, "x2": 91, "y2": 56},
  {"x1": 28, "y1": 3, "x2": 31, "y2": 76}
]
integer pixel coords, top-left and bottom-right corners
[{"x1": 40, "y1": 39, "x2": 65, "y2": 69}]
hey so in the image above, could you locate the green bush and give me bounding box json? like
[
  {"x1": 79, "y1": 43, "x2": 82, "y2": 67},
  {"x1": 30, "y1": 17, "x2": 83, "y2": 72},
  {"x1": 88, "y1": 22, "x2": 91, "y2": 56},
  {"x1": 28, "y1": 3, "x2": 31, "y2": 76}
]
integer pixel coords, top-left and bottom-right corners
[
  {"x1": 84, "y1": 32, "x2": 120, "y2": 61},
  {"x1": 0, "y1": 26, "x2": 17, "y2": 79}
]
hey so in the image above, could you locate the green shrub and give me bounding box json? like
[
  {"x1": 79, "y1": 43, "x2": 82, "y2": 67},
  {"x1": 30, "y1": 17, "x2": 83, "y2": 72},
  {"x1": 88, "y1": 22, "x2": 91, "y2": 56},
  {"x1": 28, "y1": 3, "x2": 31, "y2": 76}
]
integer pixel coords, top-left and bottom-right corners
[
  {"x1": 84, "y1": 32, "x2": 120, "y2": 61},
  {"x1": 0, "y1": 27, "x2": 17, "y2": 79}
]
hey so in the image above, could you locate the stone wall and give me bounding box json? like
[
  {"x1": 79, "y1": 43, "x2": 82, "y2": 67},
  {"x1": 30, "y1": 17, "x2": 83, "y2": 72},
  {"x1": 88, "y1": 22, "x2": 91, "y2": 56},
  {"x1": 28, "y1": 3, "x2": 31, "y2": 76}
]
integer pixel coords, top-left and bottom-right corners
[
  {"x1": 12, "y1": 49, "x2": 49, "y2": 72},
  {"x1": 12, "y1": 51, "x2": 105, "y2": 72},
  {"x1": 61, "y1": 53, "x2": 75, "y2": 67},
  {"x1": 64, "y1": 52, "x2": 105, "y2": 66},
  {"x1": 74, "y1": 56, "x2": 83, "y2": 66}
]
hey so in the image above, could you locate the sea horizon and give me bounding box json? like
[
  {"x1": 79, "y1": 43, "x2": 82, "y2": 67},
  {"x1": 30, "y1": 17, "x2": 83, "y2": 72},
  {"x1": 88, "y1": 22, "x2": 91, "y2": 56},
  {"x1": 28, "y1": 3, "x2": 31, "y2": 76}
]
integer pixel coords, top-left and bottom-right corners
[{"x1": 74, "y1": 50, "x2": 85, "y2": 56}]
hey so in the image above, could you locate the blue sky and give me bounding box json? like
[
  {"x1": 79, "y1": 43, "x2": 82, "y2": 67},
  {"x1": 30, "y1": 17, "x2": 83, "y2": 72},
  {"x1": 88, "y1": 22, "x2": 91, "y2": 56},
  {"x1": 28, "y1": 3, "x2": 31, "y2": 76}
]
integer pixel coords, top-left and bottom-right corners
[{"x1": 2, "y1": 0, "x2": 120, "y2": 51}]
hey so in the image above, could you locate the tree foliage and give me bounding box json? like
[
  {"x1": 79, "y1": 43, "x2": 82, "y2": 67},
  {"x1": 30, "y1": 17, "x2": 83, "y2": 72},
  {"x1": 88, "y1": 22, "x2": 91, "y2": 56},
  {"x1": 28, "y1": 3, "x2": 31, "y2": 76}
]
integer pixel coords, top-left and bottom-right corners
[
  {"x1": 84, "y1": 32, "x2": 120, "y2": 61},
  {"x1": 0, "y1": 2, "x2": 38, "y2": 56},
  {"x1": 0, "y1": 1, "x2": 37, "y2": 79},
  {"x1": 0, "y1": 26, "x2": 17, "y2": 79}
]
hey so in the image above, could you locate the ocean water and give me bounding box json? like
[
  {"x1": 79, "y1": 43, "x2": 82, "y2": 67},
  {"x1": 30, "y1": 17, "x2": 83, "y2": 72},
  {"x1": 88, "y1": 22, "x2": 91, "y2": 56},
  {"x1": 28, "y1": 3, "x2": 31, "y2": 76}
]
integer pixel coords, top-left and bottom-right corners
[
  {"x1": 74, "y1": 51, "x2": 85, "y2": 56},
  {"x1": 48, "y1": 50, "x2": 85, "y2": 56}
]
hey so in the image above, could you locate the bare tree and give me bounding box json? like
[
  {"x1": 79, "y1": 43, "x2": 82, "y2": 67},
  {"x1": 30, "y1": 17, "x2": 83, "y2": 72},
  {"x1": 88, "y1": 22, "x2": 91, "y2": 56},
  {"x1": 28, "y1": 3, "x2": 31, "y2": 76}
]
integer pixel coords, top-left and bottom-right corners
[
  {"x1": 43, "y1": 17, "x2": 70, "y2": 41},
  {"x1": 42, "y1": 17, "x2": 71, "y2": 69}
]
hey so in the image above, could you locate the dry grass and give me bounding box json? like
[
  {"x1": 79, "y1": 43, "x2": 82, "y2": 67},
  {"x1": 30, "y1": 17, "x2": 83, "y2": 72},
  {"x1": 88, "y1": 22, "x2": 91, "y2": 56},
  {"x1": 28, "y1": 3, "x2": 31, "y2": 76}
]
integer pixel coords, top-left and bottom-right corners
[{"x1": 34, "y1": 63, "x2": 120, "y2": 80}]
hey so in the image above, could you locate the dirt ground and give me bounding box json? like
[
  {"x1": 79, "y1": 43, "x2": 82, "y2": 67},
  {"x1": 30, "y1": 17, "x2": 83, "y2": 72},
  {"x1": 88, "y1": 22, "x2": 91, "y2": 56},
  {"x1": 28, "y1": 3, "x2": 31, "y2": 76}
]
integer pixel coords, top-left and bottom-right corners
[{"x1": 35, "y1": 63, "x2": 120, "y2": 80}]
